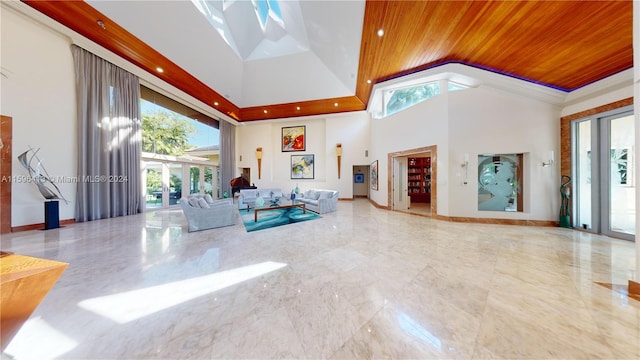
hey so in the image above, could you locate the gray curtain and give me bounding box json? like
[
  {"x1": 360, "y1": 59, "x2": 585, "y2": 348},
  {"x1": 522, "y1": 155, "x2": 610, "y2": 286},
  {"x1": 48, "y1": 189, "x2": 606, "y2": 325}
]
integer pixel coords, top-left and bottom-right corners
[
  {"x1": 219, "y1": 120, "x2": 236, "y2": 198},
  {"x1": 71, "y1": 45, "x2": 143, "y2": 221}
]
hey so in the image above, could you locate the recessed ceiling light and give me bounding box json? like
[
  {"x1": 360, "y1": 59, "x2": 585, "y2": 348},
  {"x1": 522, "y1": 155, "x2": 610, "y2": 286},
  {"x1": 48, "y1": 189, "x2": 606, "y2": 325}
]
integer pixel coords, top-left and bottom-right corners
[
  {"x1": 156, "y1": 67, "x2": 164, "y2": 73},
  {"x1": 367, "y1": 79, "x2": 372, "y2": 84},
  {"x1": 96, "y1": 20, "x2": 106, "y2": 30},
  {"x1": 214, "y1": 101, "x2": 219, "y2": 106},
  {"x1": 263, "y1": 109, "x2": 268, "y2": 114},
  {"x1": 377, "y1": 29, "x2": 384, "y2": 37},
  {"x1": 296, "y1": 106, "x2": 301, "y2": 111},
  {"x1": 334, "y1": 102, "x2": 339, "y2": 107}
]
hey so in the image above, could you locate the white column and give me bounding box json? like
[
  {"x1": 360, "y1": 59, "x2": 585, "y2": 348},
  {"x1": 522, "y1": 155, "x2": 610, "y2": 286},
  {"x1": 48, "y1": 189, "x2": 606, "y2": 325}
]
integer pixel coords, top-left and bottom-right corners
[{"x1": 634, "y1": 0, "x2": 639, "y2": 282}]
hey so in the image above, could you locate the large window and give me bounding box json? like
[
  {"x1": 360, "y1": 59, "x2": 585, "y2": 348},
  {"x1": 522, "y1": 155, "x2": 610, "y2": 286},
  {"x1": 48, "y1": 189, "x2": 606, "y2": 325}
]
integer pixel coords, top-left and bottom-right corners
[{"x1": 140, "y1": 86, "x2": 221, "y2": 208}]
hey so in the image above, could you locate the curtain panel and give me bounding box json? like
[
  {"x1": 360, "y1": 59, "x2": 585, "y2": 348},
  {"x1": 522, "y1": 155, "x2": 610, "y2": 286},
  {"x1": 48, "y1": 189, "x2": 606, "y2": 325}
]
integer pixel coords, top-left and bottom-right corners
[
  {"x1": 71, "y1": 45, "x2": 143, "y2": 221},
  {"x1": 219, "y1": 120, "x2": 236, "y2": 198}
]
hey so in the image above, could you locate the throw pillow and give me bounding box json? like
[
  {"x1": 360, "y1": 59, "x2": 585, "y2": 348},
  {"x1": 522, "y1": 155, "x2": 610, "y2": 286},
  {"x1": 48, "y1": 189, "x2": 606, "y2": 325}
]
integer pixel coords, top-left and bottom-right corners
[
  {"x1": 318, "y1": 191, "x2": 331, "y2": 200},
  {"x1": 204, "y1": 194, "x2": 214, "y2": 204},
  {"x1": 188, "y1": 197, "x2": 201, "y2": 208},
  {"x1": 197, "y1": 198, "x2": 210, "y2": 208}
]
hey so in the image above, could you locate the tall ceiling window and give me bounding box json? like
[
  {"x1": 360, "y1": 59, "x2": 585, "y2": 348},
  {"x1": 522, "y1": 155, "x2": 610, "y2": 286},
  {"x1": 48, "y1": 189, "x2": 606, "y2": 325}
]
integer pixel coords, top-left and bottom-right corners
[{"x1": 140, "y1": 86, "x2": 219, "y2": 159}]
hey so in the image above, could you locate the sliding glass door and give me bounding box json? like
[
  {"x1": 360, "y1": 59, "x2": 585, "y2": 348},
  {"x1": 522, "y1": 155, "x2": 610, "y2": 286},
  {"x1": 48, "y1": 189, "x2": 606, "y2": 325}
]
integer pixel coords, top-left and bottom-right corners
[
  {"x1": 603, "y1": 113, "x2": 634, "y2": 238},
  {"x1": 573, "y1": 107, "x2": 635, "y2": 241}
]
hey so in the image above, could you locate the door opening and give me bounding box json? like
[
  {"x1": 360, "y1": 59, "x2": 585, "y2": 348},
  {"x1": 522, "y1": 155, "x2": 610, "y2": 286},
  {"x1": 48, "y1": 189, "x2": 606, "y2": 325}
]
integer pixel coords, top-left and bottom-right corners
[{"x1": 388, "y1": 146, "x2": 436, "y2": 217}]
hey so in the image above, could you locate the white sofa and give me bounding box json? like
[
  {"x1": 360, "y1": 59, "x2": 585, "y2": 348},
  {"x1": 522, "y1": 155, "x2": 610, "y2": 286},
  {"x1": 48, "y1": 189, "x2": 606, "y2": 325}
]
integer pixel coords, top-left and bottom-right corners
[
  {"x1": 297, "y1": 189, "x2": 339, "y2": 214},
  {"x1": 179, "y1": 195, "x2": 235, "y2": 232},
  {"x1": 238, "y1": 188, "x2": 283, "y2": 210}
]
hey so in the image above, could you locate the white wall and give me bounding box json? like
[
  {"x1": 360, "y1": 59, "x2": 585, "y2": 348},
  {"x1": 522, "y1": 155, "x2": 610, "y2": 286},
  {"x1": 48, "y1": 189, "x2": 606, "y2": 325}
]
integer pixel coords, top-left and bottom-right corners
[
  {"x1": 236, "y1": 111, "x2": 370, "y2": 198},
  {"x1": 1, "y1": 7, "x2": 77, "y2": 226},
  {"x1": 369, "y1": 94, "x2": 449, "y2": 210},
  {"x1": 634, "y1": 0, "x2": 639, "y2": 281},
  {"x1": 448, "y1": 87, "x2": 561, "y2": 220},
  {"x1": 562, "y1": 69, "x2": 633, "y2": 117}
]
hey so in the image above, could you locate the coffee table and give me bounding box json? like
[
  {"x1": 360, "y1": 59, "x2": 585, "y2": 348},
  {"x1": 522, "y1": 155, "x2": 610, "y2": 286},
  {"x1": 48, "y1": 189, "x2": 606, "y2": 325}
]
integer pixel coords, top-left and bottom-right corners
[{"x1": 253, "y1": 199, "x2": 306, "y2": 222}]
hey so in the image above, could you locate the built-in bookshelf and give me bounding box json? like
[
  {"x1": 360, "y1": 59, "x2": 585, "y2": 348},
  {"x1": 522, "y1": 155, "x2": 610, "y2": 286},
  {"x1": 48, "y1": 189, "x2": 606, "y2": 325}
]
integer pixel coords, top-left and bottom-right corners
[{"x1": 408, "y1": 157, "x2": 431, "y2": 203}]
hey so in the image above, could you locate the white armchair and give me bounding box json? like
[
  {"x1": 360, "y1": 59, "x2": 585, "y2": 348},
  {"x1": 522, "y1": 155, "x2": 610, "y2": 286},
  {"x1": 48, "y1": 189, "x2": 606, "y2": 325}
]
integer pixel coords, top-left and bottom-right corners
[{"x1": 179, "y1": 196, "x2": 235, "y2": 232}]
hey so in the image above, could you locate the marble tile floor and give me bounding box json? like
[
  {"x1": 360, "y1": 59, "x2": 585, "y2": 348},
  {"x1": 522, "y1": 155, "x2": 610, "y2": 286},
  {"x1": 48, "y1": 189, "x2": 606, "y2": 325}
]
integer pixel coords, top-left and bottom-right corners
[{"x1": 1, "y1": 199, "x2": 638, "y2": 359}]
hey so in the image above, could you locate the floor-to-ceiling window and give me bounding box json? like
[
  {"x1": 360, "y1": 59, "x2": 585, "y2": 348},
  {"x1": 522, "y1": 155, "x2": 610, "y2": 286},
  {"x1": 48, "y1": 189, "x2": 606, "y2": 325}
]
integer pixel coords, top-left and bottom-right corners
[
  {"x1": 140, "y1": 86, "x2": 220, "y2": 209},
  {"x1": 573, "y1": 106, "x2": 635, "y2": 241}
]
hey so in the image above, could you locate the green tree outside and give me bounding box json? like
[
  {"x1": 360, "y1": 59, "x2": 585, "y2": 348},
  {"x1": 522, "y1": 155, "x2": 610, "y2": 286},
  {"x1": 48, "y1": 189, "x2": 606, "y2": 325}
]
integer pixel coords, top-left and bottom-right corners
[{"x1": 142, "y1": 110, "x2": 195, "y2": 156}]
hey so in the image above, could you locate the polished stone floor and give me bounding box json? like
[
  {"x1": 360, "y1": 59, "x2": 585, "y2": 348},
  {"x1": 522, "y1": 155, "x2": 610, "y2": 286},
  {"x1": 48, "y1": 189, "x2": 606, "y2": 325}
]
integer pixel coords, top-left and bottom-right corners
[{"x1": 1, "y1": 199, "x2": 638, "y2": 359}]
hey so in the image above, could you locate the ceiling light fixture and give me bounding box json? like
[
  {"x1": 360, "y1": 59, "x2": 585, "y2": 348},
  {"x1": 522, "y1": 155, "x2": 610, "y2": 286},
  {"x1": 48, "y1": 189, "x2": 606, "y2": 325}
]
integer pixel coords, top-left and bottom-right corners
[
  {"x1": 263, "y1": 110, "x2": 268, "y2": 114},
  {"x1": 156, "y1": 67, "x2": 164, "y2": 73},
  {"x1": 96, "y1": 20, "x2": 106, "y2": 30},
  {"x1": 296, "y1": 106, "x2": 301, "y2": 111},
  {"x1": 334, "y1": 102, "x2": 338, "y2": 107},
  {"x1": 377, "y1": 29, "x2": 384, "y2": 37},
  {"x1": 367, "y1": 79, "x2": 372, "y2": 84},
  {"x1": 214, "y1": 101, "x2": 219, "y2": 106}
]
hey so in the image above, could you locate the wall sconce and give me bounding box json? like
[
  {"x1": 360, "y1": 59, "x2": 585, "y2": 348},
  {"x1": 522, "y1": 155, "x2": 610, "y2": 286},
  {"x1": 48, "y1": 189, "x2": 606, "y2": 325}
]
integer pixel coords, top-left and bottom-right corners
[
  {"x1": 461, "y1": 153, "x2": 469, "y2": 185},
  {"x1": 336, "y1": 144, "x2": 342, "y2": 179},
  {"x1": 256, "y1": 147, "x2": 263, "y2": 179},
  {"x1": 461, "y1": 153, "x2": 469, "y2": 168},
  {"x1": 542, "y1": 150, "x2": 554, "y2": 167}
]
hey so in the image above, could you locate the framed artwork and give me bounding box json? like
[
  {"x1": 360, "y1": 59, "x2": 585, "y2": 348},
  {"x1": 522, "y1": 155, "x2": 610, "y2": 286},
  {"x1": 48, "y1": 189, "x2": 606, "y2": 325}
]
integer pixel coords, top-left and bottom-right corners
[
  {"x1": 291, "y1": 154, "x2": 314, "y2": 179},
  {"x1": 370, "y1": 160, "x2": 378, "y2": 190},
  {"x1": 354, "y1": 173, "x2": 364, "y2": 183},
  {"x1": 282, "y1": 126, "x2": 305, "y2": 152}
]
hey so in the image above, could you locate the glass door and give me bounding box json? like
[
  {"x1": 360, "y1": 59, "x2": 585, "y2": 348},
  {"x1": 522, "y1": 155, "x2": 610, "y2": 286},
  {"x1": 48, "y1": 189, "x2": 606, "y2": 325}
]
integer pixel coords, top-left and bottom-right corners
[
  {"x1": 602, "y1": 113, "x2": 634, "y2": 239},
  {"x1": 575, "y1": 120, "x2": 593, "y2": 231},
  {"x1": 189, "y1": 165, "x2": 201, "y2": 196},
  {"x1": 573, "y1": 108, "x2": 635, "y2": 241},
  {"x1": 204, "y1": 166, "x2": 215, "y2": 197},
  {"x1": 144, "y1": 161, "x2": 164, "y2": 209}
]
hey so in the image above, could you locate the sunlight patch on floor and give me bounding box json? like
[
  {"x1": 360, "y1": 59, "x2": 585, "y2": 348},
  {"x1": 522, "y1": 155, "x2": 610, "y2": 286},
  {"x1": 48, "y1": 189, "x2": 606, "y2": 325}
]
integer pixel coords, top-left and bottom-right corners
[
  {"x1": 78, "y1": 261, "x2": 287, "y2": 324},
  {"x1": 5, "y1": 316, "x2": 78, "y2": 360}
]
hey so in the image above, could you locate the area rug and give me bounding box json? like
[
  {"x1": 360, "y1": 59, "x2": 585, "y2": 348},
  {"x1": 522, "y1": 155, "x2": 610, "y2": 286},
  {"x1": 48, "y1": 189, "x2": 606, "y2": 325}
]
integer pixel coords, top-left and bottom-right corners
[{"x1": 240, "y1": 207, "x2": 320, "y2": 232}]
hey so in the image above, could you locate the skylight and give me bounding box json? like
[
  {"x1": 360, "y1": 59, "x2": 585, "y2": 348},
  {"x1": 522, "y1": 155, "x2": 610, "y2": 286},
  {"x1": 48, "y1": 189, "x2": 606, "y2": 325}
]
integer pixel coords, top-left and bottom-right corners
[
  {"x1": 252, "y1": 0, "x2": 283, "y2": 30},
  {"x1": 192, "y1": 0, "x2": 307, "y2": 61}
]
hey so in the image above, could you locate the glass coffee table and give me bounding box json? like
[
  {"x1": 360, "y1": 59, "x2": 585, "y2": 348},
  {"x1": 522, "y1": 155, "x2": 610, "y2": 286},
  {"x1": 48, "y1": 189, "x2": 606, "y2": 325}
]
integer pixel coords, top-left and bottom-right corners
[{"x1": 253, "y1": 198, "x2": 306, "y2": 222}]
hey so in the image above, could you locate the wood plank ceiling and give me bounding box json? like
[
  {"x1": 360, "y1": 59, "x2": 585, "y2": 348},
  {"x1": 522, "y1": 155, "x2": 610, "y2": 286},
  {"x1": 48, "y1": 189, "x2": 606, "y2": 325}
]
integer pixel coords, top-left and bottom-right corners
[{"x1": 24, "y1": 0, "x2": 632, "y2": 122}]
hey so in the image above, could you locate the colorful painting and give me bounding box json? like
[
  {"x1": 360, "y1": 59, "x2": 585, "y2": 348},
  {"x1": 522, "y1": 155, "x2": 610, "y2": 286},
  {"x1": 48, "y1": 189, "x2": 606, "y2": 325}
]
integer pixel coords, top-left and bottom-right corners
[
  {"x1": 291, "y1": 155, "x2": 314, "y2": 179},
  {"x1": 282, "y1": 126, "x2": 305, "y2": 152},
  {"x1": 370, "y1": 160, "x2": 378, "y2": 190},
  {"x1": 354, "y1": 173, "x2": 364, "y2": 183}
]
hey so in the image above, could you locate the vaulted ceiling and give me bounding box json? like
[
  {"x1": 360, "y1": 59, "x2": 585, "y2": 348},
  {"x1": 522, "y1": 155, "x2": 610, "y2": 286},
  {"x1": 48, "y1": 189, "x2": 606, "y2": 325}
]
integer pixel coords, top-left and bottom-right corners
[{"x1": 22, "y1": 0, "x2": 633, "y2": 122}]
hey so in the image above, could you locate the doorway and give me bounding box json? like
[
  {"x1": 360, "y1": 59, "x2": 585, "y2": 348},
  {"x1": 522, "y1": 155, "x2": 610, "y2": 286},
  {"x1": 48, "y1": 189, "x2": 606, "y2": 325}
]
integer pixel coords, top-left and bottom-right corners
[
  {"x1": 388, "y1": 145, "x2": 437, "y2": 217},
  {"x1": 143, "y1": 157, "x2": 218, "y2": 209},
  {"x1": 573, "y1": 106, "x2": 635, "y2": 241},
  {"x1": 352, "y1": 165, "x2": 369, "y2": 199}
]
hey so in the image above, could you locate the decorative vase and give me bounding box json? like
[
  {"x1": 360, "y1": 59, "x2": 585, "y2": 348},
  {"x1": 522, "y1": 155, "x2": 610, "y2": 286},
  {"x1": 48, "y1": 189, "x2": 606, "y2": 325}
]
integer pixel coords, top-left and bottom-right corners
[
  {"x1": 295, "y1": 184, "x2": 299, "y2": 194},
  {"x1": 255, "y1": 196, "x2": 265, "y2": 207}
]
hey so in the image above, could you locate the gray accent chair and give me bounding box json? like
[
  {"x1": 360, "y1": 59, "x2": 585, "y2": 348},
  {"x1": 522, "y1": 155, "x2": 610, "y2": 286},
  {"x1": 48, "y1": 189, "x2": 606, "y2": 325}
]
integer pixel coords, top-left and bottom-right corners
[{"x1": 179, "y1": 195, "x2": 235, "y2": 232}]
